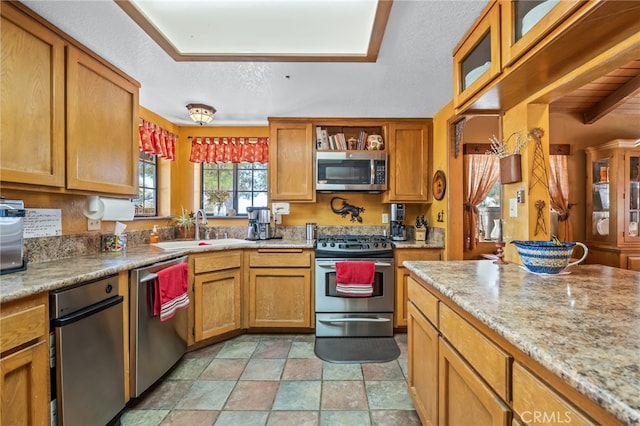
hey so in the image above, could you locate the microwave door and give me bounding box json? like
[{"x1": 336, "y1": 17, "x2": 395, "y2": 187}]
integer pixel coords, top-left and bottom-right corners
[
  {"x1": 318, "y1": 160, "x2": 370, "y2": 186},
  {"x1": 325, "y1": 165, "x2": 368, "y2": 184}
]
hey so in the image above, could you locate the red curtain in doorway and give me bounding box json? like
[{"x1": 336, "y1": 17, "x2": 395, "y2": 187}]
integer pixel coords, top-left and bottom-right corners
[{"x1": 189, "y1": 137, "x2": 269, "y2": 163}]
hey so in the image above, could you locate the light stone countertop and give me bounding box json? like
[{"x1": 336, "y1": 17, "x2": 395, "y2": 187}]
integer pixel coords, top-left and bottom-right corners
[
  {"x1": 0, "y1": 239, "x2": 313, "y2": 303},
  {"x1": 404, "y1": 260, "x2": 640, "y2": 426},
  {"x1": 392, "y1": 241, "x2": 444, "y2": 249}
]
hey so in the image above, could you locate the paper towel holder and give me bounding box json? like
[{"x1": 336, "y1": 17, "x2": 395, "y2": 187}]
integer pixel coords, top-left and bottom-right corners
[{"x1": 83, "y1": 196, "x2": 104, "y2": 220}]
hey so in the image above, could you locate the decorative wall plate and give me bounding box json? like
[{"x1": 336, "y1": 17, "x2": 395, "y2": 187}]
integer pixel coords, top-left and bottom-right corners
[{"x1": 432, "y1": 170, "x2": 446, "y2": 201}]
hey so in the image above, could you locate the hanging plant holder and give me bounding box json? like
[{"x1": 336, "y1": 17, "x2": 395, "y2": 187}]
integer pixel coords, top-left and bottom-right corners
[{"x1": 500, "y1": 154, "x2": 522, "y2": 184}]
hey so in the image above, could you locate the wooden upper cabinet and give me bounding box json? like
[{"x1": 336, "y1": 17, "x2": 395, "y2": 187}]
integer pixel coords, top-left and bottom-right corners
[
  {"x1": 268, "y1": 119, "x2": 315, "y2": 202},
  {"x1": 384, "y1": 120, "x2": 432, "y2": 203},
  {"x1": 66, "y1": 46, "x2": 139, "y2": 195},
  {"x1": 0, "y1": 3, "x2": 65, "y2": 187},
  {"x1": 453, "y1": 1, "x2": 501, "y2": 109},
  {"x1": 500, "y1": 0, "x2": 585, "y2": 67}
]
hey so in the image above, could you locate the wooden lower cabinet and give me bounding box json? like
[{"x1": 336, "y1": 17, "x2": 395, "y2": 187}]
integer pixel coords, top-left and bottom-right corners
[
  {"x1": 190, "y1": 251, "x2": 243, "y2": 343},
  {"x1": 407, "y1": 301, "x2": 438, "y2": 426},
  {"x1": 512, "y1": 362, "x2": 595, "y2": 426},
  {"x1": 408, "y1": 274, "x2": 617, "y2": 426},
  {"x1": 395, "y1": 248, "x2": 442, "y2": 327},
  {"x1": 247, "y1": 249, "x2": 313, "y2": 328},
  {"x1": 0, "y1": 293, "x2": 49, "y2": 426},
  {"x1": 439, "y1": 339, "x2": 511, "y2": 426}
]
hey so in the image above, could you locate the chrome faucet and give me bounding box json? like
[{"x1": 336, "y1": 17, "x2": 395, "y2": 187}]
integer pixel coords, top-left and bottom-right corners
[{"x1": 194, "y1": 209, "x2": 208, "y2": 241}]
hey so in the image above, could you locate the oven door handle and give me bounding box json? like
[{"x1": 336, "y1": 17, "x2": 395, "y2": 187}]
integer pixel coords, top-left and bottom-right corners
[
  {"x1": 318, "y1": 317, "x2": 391, "y2": 323},
  {"x1": 317, "y1": 262, "x2": 392, "y2": 269}
]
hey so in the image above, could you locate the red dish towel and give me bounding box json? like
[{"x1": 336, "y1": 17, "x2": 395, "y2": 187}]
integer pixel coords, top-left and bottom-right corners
[
  {"x1": 153, "y1": 263, "x2": 189, "y2": 321},
  {"x1": 335, "y1": 261, "x2": 375, "y2": 297}
]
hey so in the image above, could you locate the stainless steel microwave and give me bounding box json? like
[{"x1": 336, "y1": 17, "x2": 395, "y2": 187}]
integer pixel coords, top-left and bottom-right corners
[{"x1": 316, "y1": 151, "x2": 387, "y2": 192}]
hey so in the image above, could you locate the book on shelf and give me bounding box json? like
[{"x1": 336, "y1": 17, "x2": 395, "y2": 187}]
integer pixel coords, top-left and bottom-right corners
[
  {"x1": 316, "y1": 127, "x2": 329, "y2": 150},
  {"x1": 327, "y1": 133, "x2": 347, "y2": 150},
  {"x1": 357, "y1": 131, "x2": 368, "y2": 150}
]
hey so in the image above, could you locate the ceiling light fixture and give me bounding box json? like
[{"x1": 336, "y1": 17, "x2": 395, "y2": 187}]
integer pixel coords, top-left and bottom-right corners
[{"x1": 186, "y1": 103, "x2": 216, "y2": 125}]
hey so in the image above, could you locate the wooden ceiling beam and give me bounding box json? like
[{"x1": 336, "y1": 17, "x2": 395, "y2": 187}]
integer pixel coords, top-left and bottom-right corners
[{"x1": 583, "y1": 72, "x2": 640, "y2": 124}]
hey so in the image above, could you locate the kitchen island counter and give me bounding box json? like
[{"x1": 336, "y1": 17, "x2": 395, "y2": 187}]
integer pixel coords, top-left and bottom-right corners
[
  {"x1": 1, "y1": 239, "x2": 313, "y2": 303},
  {"x1": 404, "y1": 260, "x2": 640, "y2": 425}
]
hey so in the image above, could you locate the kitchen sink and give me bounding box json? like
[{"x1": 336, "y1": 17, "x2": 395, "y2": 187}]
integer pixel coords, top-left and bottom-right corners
[{"x1": 152, "y1": 238, "x2": 255, "y2": 251}]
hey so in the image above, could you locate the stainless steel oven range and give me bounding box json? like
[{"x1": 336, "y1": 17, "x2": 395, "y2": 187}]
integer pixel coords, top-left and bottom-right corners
[{"x1": 315, "y1": 234, "x2": 394, "y2": 337}]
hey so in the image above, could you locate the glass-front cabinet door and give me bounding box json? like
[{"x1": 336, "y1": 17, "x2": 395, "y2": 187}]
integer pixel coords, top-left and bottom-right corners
[
  {"x1": 500, "y1": 0, "x2": 584, "y2": 66},
  {"x1": 452, "y1": 2, "x2": 501, "y2": 109},
  {"x1": 590, "y1": 156, "x2": 611, "y2": 242},
  {"x1": 626, "y1": 153, "x2": 640, "y2": 243}
]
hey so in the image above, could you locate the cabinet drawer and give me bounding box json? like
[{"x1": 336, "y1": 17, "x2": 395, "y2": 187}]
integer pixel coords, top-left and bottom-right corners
[
  {"x1": 407, "y1": 276, "x2": 438, "y2": 326},
  {"x1": 512, "y1": 362, "x2": 595, "y2": 426},
  {"x1": 0, "y1": 295, "x2": 47, "y2": 352},
  {"x1": 249, "y1": 249, "x2": 311, "y2": 268},
  {"x1": 439, "y1": 303, "x2": 510, "y2": 400},
  {"x1": 193, "y1": 250, "x2": 242, "y2": 274},
  {"x1": 627, "y1": 256, "x2": 640, "y2": 271},
  {"x1": 396, "y1": 249, "x2": 442, "y2": 264}
]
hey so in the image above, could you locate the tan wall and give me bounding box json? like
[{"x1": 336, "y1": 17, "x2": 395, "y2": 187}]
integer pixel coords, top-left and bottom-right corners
[
  {"x1": 431, "y1": 102, "x2": 453, "y2": 258},
  {"x1": 8, "y1": 106, "x2": 432, "y2": 237}
]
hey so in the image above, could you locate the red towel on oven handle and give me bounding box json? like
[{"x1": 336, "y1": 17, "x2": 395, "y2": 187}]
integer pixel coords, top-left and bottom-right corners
[
  {"x1": 153, "y1": 263, "x2": 189, "y2": 321},
  {"x1": 335, "y1": 261, "x2": 375, "y2": 285}
]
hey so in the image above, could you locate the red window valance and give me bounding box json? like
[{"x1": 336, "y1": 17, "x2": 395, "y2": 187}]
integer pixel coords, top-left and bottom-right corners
[
  {"x1": 189, "y1": 137, "x2": 269, "y2": 164},
  {"x1": 139, "y1": 119, "x2": 177, "y2": 161}
]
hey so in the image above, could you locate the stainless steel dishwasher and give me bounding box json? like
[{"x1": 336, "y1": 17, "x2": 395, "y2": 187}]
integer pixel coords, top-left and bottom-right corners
[
  {"x1": 130, "y1": 256, "x2": 188, "y2": 398},
  {"x1": 50, "y1": 274, "x2": 124, "y2": 426}
]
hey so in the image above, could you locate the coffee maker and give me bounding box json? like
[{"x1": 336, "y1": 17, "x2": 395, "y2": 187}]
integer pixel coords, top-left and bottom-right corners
[
  {"x1": 390, "y1": 203, "x2": 407, "y2": 241},
  {"x1": 247, "y1": 207, "x2": 271, "y2": 240}
]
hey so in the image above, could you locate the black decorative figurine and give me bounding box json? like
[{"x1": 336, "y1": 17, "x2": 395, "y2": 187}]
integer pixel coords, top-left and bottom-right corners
[{"x1": 330, "y1": 197, "x2": 364, "y2": 223}]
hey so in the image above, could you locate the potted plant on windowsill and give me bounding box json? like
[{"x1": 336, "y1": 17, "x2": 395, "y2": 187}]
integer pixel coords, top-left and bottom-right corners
[
  {"x1": 205, "y1": 190, "x2": 231, "y2": 216},
  {"x1": 173, "y1": 207, "x2": 195, "y2": 239}
]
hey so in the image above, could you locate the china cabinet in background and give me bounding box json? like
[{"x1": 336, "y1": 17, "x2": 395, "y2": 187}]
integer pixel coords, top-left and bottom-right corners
[{"x1": 585, "y1": 139, "x2": 640, "y2": 271}]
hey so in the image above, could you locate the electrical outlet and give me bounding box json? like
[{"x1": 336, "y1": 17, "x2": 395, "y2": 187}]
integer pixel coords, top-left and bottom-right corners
[
  {"x1": 87, "y1": 218, "x2": 101, "y2": 230},
  {"x1": 382, "y1": 213, "x2": 389, "y2": 224},
  {"x1": 273, "y1": 213, "x2": 282, "y2": 224},
  {"x1": 272, "y1": 202, "x2": 290, "y2": 215},
  {"x1": 509, "y1": 198, "x2": 518, "y2": 217}
]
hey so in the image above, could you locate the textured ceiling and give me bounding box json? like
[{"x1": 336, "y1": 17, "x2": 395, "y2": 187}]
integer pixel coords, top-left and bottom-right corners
[{"x1": 22, "y1": 0, "x2": 488, "y2": 126}]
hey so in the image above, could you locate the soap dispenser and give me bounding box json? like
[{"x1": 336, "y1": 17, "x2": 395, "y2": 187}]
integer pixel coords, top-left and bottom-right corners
[{"x1": 150, "y1": 225, "x2": 159, "y2": 243}]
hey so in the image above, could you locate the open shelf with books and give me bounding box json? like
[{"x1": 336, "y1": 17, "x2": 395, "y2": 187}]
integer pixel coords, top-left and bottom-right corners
[{"x1": 315, "y1": 125, "x2": 385, "y2": 151}]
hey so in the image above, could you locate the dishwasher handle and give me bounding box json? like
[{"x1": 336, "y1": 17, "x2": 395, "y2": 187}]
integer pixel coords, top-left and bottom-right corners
[{"x1": 51, "y1": 296, "x2": 123, "y2": 328}]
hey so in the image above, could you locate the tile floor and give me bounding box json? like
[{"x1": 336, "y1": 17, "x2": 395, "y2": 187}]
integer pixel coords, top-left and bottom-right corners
[{"x1": 120, "y1": 333, "x2": 421, "y2": 426}]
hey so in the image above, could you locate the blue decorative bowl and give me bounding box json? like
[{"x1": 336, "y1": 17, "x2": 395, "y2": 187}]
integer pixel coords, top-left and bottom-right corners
[{"x1": 511, "y1": 240, "x2": 588, "y2": 274}]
